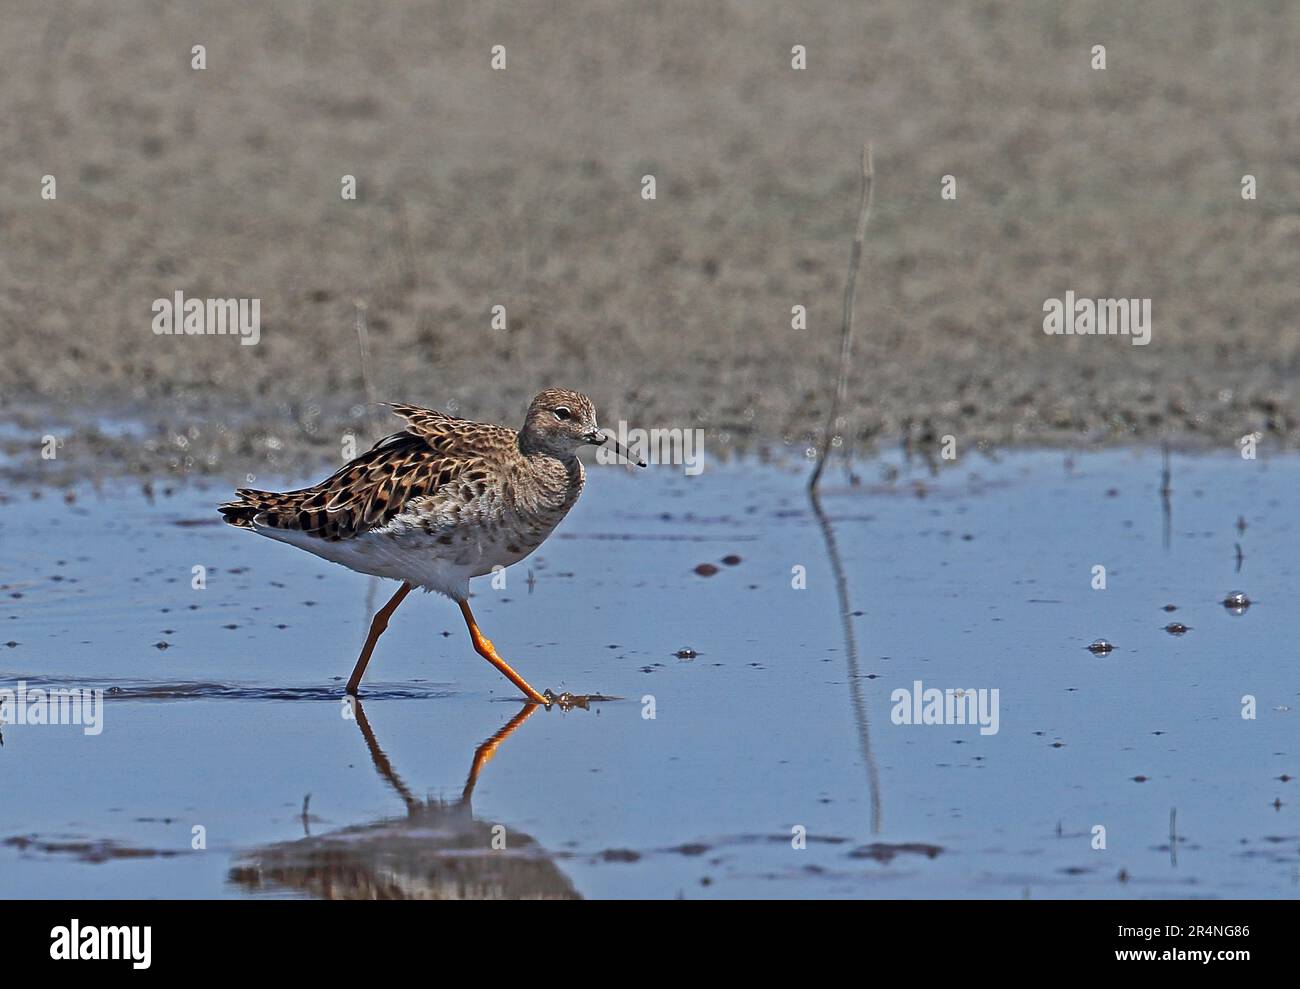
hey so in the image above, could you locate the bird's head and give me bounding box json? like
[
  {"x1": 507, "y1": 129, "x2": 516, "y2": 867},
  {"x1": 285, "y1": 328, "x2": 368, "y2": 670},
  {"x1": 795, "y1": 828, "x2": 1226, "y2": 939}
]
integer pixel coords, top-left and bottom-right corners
[{"x1": 520, "y1": 389, "x2": 643, "y2": 465}]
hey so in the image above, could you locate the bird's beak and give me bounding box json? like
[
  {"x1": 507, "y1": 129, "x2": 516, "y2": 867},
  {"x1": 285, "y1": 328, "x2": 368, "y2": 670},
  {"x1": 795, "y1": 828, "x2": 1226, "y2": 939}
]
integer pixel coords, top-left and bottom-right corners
[{"x1": 587, "y1": 429, "x2": 646, "y2": 467}]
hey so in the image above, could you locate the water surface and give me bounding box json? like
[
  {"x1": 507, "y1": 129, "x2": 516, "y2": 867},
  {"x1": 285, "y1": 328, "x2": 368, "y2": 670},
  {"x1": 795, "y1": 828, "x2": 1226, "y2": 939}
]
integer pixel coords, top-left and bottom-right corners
[{"x1": 1, "y1": 449, "x2": 1296, "y2": 898}]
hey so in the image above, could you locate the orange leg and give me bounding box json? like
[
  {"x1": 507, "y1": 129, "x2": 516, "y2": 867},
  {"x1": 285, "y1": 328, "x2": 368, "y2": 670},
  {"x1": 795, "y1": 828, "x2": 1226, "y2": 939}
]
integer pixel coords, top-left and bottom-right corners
[
  {"x1": 346, "y1": 581, "x2": 414, "y2": 695},
  {"x1": 458, "y1": 599, "x2": 548, "y2": 704},
  {"x1": 461, "y1": 703, "x2": 539, "y2": 802}
]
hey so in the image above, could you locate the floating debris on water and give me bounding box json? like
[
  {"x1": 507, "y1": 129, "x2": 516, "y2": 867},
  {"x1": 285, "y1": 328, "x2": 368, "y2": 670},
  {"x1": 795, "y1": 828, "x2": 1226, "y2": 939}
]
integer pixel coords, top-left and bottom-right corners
[
  {"x1": 721, "y1": 554, "x2": 742, "y2": 566},
  {"x1": 1163, "y1": 623, "x2": 1190, "y2": 636},
  {"x1": 1222, "y1": 591, "x2": 1251, "y2": 613},
  {"x1": 1087, "y1": 639, "x2": 1115, "y2": 655},
  {"x1": 2, "y1": 835, "x2": 183, "y2": 863},
  {"x1": 848, "y1": 842, "x2": 944, "y2": 863},
  {"x1": 693, "y1": 563, "x2": 719, "y2": 577},
  {"x1": 674, "y1": 648, "x2": 698, "y2": 659},
  {"x1": 600, "y1": 848, "x2": 641, "y2": 863}
]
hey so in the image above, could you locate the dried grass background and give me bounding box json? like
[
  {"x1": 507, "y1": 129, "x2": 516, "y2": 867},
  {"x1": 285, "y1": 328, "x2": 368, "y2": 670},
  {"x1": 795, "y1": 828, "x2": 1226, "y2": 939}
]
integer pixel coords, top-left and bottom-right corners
[{"x1": 2, "y1": 0, "x2": 1299, "y2": 477}]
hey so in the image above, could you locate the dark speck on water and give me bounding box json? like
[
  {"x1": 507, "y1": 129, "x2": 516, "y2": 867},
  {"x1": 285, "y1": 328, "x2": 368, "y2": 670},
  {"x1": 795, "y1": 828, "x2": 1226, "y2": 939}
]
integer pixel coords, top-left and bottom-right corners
[
  {"x1": 600, "y1": 849, "x2": 641, "y2": 863},
  {"x1": 1163, "y1": 623, "x2": 1190, "y2": 636},
  {"x1": 1222, "y1": 591, "x2": 1251, "y2": 612},
  {"x1": 671, "y1": 842, "x2": 710, "y2": 856},
  {"x1": 850, "y1": 842, "x2": 944, "y2": 863},
  {"x1": 693, "y1": 563, "x2": 719, "y2": 577},
  {"x1": 1087, "y1": 639, "x2": 1114, "y2": 655}
]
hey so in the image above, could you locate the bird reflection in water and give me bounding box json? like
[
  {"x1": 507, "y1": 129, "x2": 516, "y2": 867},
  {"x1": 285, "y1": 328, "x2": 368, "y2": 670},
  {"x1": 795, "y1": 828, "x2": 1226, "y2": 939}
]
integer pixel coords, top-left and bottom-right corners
[{"x1": 229, "y1": 701, "x2": 579, "y2": 899}]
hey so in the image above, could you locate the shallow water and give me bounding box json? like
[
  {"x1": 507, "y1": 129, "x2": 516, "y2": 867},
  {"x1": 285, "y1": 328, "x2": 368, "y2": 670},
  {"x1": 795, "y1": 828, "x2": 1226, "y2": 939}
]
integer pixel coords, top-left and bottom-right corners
[{"x1": 1, "y1": 449, "x2": 1296, "y2": 898}]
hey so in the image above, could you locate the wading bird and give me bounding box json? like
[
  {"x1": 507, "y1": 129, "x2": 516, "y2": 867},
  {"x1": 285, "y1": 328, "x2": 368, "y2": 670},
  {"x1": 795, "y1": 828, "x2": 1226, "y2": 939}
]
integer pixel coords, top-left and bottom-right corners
[{"x1": 219, "y1": 389, "x2": 643, "y2": 702}]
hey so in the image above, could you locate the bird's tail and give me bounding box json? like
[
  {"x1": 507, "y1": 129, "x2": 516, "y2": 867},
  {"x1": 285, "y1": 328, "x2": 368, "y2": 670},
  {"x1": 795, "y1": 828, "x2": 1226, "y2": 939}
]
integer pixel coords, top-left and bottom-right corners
[{"x1": 218, "y1": 488, "x2": 290, "y2": 529}]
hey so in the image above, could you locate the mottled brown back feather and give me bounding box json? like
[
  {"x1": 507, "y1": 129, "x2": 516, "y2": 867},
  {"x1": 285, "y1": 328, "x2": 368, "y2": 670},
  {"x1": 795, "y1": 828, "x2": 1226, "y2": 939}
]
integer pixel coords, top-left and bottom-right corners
[{"x1": 217, "y1": 404, "x2": 519, "y2": 541}]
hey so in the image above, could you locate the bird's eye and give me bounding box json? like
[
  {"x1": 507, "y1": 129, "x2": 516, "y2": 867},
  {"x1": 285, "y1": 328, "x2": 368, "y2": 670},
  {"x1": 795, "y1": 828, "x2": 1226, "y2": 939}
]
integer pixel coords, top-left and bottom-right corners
[{"x1": 553, "y1": 407, "x2": 572, "y2": 421}]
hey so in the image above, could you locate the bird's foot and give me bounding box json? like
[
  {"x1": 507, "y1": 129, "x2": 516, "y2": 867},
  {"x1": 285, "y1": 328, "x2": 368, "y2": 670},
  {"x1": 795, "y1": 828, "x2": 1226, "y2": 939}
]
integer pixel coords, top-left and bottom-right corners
[
  {"x1": 542, "y1": 689, "x2": 587, "y2": 711},
  {"x1": 541, "y1": 689, "x2": 621, "y2": 710}
]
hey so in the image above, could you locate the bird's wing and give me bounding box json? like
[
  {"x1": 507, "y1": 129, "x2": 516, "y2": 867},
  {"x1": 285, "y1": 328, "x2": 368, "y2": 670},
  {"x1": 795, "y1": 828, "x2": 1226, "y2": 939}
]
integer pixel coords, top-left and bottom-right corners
[
  {"x1": 220, "y1": 405, "x2": 515, "y2": 539},
  {"x1": 383, "y1": 403, "x2": 516, "y2": 458}
]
